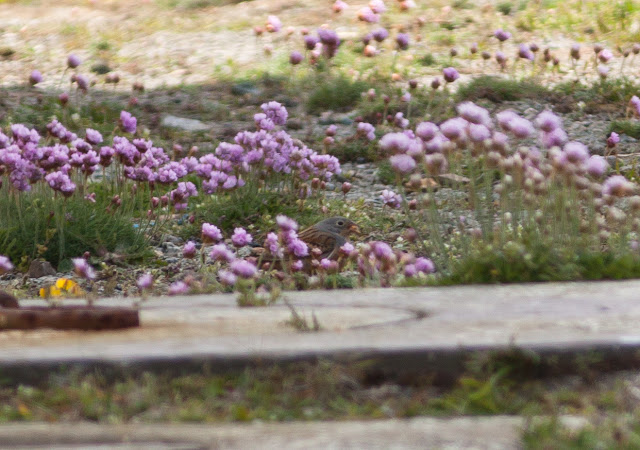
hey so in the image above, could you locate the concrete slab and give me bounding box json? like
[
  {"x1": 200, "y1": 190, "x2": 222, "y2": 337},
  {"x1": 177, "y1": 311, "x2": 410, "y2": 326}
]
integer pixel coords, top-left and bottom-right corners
[
  {"x1": 2, "y1": 280, "x2": 640, "y2": 382},
  {"x1": 0, "y1": 417, "x2": 524, "y2": 449}
]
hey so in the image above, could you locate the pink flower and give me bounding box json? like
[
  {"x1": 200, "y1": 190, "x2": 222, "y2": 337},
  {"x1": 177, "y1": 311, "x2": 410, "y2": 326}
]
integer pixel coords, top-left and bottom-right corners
[
  {"x1": 598, "y1": 49, "x2": 613, "y2": 63},
  {"x1": 379, "y1": 132, "x2": 411, "y2": 154},
  {"x1": 415, "y1": 122, "x2": 438, "y2": 142},
  {"x1": 183, "y1": 241, "x2": 197, "y2": 258},
  {"x1": 629, "y1": 96, "x2": 640, "y2": 116},
  {"x1": 276, "y1": 215, "x2": 299, "y2": 232},
  {"x1": 357, "y1": 122, "x2": 376, "y2": 141},
  {"x1": 230, "y1": 259, "x2": 258, "y2": 279},
  {"x1": 340, "y1": 242, "x2": 356, "y2": 257},
  {"x1": 0, "y1": 255, "x2": 13, "y2": 274},
  {"x1": 440, "y1": 118, "x2": 467, "y2": 140},
  {"x1": 509, "y1": 117, "x2": 535, "y2": 139},
  {"x1": 72, "y1": 257, "x2": 96, "y2": 280},
  {"x1": 202, "y1": 223, "x2": 223, "y2": 244},
  {"x1": 289, "y1": 51, "x2": 303, "y2": 65},
  {"x1": 456, "y1": 102, "x2": 491, "y2": 126},
  {"x1": 603, "y1": 175, "x2": 635, "y2": 197},
  {"x1": 332, "y1": 0, "x2": 348, "y2": 13},
  {"x1": 442, "y1": 67, "x2": 459, "y2": 83},
  {"x1": 404, "y1": 264, "x2": 417, "y2": 277},
  {"x1": 231, "y1": 228, "x2": 253, "y2": 247},
  {"x1": 209, "y1": 244, "x2": 236, "y2": 263},
  {"x1": 380, "y1": 189, "x2": 402, "y2": 209},
  {"x1": 369, "y1": 0, "x2": 386, "y2": 13},
  {"x1": 320, "y1": 258, "x2": 339, "y2": 273},
  {"x1": 119, "y1": 111, "x2": 137, "y2": 134},
  {"x1": 607, "y1": 132, "x2": 620, "y2": 148},
  {"x1": 266, "y1": 15, "x2": 282, "y2": 33},
  {"x1": 219, "y1": 269, "x2": 237, "y2": 286},
  {"x1": 586, "y1": 155, "x2": 608, "y2": 178},
  {"x1": 137, "y1": 273, "x2": 154, "y2": 291},
  {"x1": 535, "y1": 111, "x2": 562, "y2": 132},
  {"x1": 168, "y1": 281, "x2": 189, "y2": 295},
  {"x1": 389, "y1": 154, "x2": 416, "y2": 174},
  {"x1": 415, "y1": 257, "x2": 435, "y2": 274},
  {"x1": 494, "y1": 29, "x2": 511, "y2": 42},
  {"x1": 67, "y1": 54, "x2": 81, "y2": 69},
  {"x1": 357, "y1": 6, "x2": 379, "y2": 23},
  {"x1": 29, "y1": 70, "x2": 42, "y2": 85},
  {"x1": 563, "y1": 142, "x2": 590, "y2": 164}
]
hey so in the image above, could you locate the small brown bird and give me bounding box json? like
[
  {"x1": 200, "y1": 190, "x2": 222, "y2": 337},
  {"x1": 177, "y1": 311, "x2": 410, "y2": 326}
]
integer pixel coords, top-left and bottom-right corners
[
  {"x1": 253, "y1": 216, "x2": 360, "y2": 271},
  {"x1": 297, "y1": 216, "x2": 360, "y2": 260}
]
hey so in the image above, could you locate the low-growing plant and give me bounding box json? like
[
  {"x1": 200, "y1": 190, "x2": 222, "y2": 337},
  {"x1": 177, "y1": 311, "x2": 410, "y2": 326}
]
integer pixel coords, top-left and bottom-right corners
[
  {"x1": 609, "y1": 120, "x2": 640, "y2": 139},
  {"x1": 378, "y1": 100, "x2": 640, "y2": 282},
  {"x1": 456, "y1": 76, "x2": 550, "y2": 103},
  {"x1": 307, "y1": 75, "x2": 369, "y2": 113}
]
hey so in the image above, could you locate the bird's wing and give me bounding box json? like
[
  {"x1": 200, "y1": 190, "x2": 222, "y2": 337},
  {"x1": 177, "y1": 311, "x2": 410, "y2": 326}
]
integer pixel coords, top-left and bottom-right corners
[{"x1": 298, "y1": 227, "x2": 346, "y2": 260}]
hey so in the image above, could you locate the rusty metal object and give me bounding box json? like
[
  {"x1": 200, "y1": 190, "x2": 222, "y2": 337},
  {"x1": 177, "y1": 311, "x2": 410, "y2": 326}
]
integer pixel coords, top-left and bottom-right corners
[
  {"x1": 0, "y1": 291, "x2": 19, "y2": 309},
  {"x1": 0, "y1": 306, "x2": 139, "y2": 330}
]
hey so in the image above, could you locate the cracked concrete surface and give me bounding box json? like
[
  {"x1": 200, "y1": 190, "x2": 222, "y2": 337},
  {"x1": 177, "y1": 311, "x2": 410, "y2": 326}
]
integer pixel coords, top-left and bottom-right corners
[{"x1": 1, "y1": 280, "x2": 640, "y2": 383}]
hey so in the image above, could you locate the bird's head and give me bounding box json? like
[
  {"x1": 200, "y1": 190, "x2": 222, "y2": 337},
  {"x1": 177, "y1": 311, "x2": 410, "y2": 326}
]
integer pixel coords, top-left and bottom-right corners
[{"x1": 316, "y1": 216, "x2": 360, "y2": 237}]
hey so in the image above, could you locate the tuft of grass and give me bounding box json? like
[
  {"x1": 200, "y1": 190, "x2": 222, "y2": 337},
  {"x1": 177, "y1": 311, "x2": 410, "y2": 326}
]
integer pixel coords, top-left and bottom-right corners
[
  {"x1": 183, "y1": 190, "x2": 326, "y2": 239},
  {"x1": 418, "y1": 54, "x2": 437, "y2": 67},
  {"x1": 307, "y1": 75, "x2": 369, "y2": 114},
  {"x1": 330, "y1": 140, "x2": 376, "y2": 163},
  {"x1": 456, "y1": 76, "x2": 550, "y2": 103},
  {"x1": 440, "y1": 239, "x2": 640, "y2": 284},
  {"x1": 0, "y1": 191, "x2": 150, "y2": 268},
  {"x1": 157, "y1": 0, "x2": 251, "y2": 9},
  {"x1": 554, "y1": 78, "x2": 640, "y2": 111},
  {"x1": 523, "y1": 417, "x2": 640, "y2": 449},
  {"x1": 609, "y1": 120, "x2": 640, "y2": 139},
  {"x1": 376, "y1": 161, "x2": 395, "y2": 185},
  {"x1": 497, "y1": 1, "x2": 514, "y2": 15}
]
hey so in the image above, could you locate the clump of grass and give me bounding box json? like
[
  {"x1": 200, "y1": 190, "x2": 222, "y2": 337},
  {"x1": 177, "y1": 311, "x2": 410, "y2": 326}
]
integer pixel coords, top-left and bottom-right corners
[
  {"x1": 456, "y1": 76, "x2": 550, "y2": 103},
  {"x1": 376, "y1": 161, "x2": 395, "y2": 185},
  {"x1": 523, "y1": 417, "x2": 640, "y2": 449},
  {"x1": 183, "y1": 190, "x2": 327, "y2": 238},
  {"x1": 609, "y1": 120, "x2": 640, "y2": 139},
  {"x1": 497, "y1": 1, "x2": 514, "y2": 15},
  {"x1": 554, "y1": 78, "x2": 639, "y2": 108},
  {"x1": 418, "y1": 53, "x2": 437, "y2": 67},
  {"x1": 330, "y1": 140, "x2": 375, "y2": 163},
  {"x1": 157, "y1": 0, "x2": 249, "y2": 9},
  {"x1": 0, "y1": 191, "x2": 150, "y2": 269},
  {"x1": 439, "y1": 240, "x2": 640, "y2": 284},
  {"x1": 307, "y1": 75, "x2": 369, "y2": 113}
]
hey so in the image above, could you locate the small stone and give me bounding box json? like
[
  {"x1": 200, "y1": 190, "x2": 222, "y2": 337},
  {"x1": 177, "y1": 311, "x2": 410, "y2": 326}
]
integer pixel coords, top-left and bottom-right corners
[
  {"x1": 28, "y1": 260, "x2": 56, "y2": 278},
  {"x1": 161, "y1": 242, "x2": 182, "y2": 257},
  {"x1": 163, "y1": 235, "x2": 183, "y2": 245},
  {"x1": 231, "y1": 82, "x2": 261, "y2": 96},
  {"x1": 437, "y1": 173, "x2": 471, "y2": 186},
  {"x1": 161, "y1": 115, "x2": 209, "y2": 132}
]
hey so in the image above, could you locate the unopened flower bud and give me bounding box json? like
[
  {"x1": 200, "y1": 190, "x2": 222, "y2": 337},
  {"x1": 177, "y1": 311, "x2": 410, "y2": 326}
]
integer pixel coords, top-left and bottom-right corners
[{"x1": 403, "y1": 228, "x2": 417, "y2": 242}]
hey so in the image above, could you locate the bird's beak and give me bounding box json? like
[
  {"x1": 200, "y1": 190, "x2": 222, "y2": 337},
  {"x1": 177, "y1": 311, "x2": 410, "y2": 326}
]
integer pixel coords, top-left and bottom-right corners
[{"x1": 349, "y1": 224, "x2": 361, "y2": 235}]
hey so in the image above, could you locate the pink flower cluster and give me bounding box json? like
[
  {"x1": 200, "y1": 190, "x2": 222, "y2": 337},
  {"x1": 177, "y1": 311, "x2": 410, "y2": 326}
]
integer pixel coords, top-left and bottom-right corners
[
  {"x1": 358, "y1": 241, "x2": 435, "y2": 283},
  {"x1": 0, "y1": 103, "x2": 339, "y2": 209}
]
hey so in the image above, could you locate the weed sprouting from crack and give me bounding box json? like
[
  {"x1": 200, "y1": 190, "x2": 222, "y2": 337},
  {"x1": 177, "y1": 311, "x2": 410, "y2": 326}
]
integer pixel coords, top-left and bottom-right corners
[{"x1": 283, "y1": 297, "x2": 321, "y2": 332}]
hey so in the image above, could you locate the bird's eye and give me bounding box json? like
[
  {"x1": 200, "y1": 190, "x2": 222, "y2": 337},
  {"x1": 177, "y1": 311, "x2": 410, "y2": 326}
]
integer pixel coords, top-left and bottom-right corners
[{"x1": 337, "y1": 220, "x2": 344, "y2": 226}]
